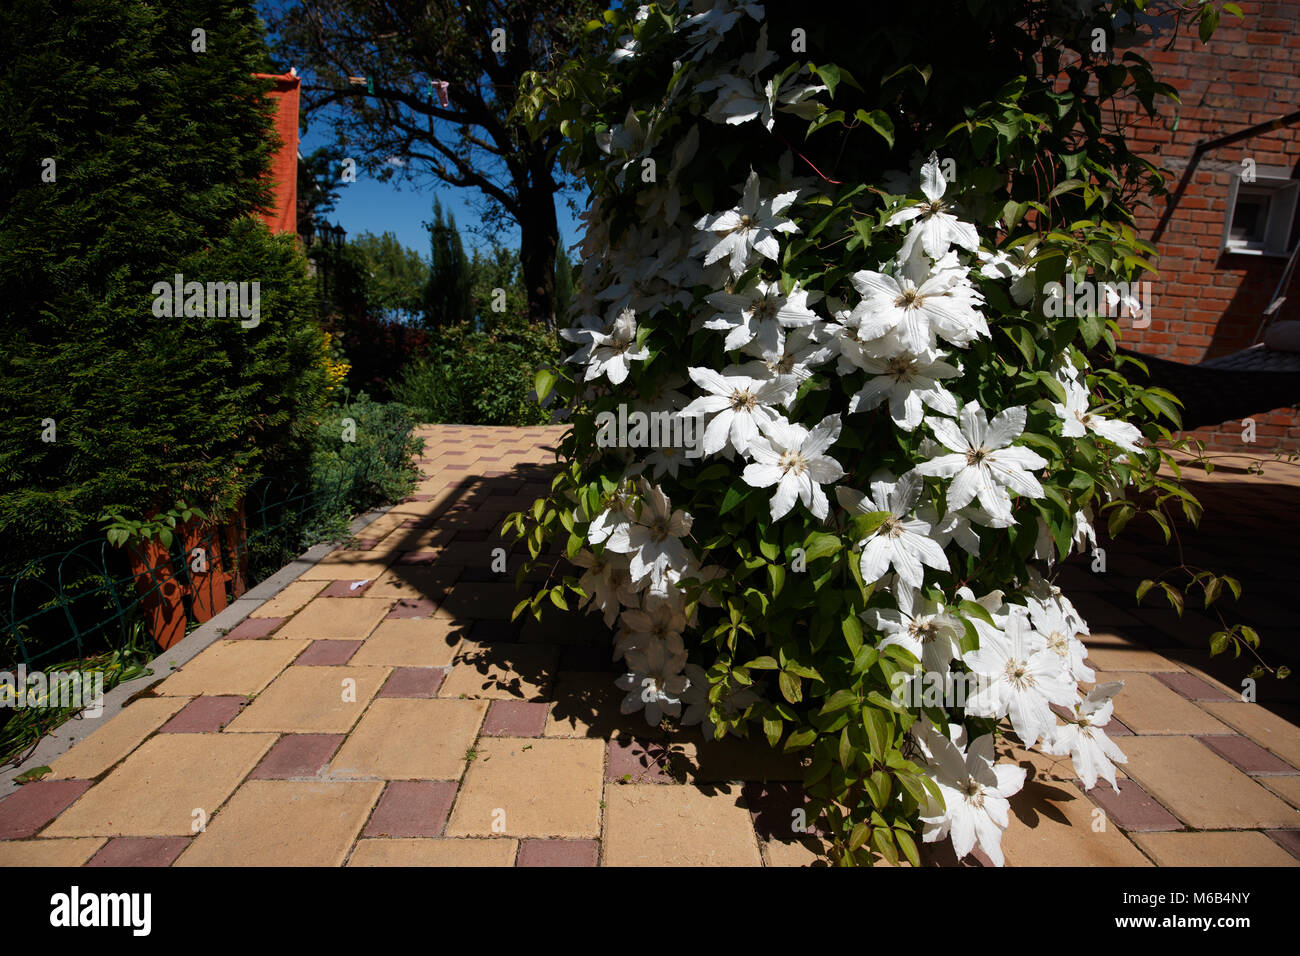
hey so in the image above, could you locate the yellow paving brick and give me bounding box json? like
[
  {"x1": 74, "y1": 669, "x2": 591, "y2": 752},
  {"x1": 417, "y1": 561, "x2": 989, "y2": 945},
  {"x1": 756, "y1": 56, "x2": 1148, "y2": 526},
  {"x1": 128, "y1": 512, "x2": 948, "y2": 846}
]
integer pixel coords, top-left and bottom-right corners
[
  {"x1": 1082, "y1": 633, "x2": 1182, "y2": 672},
  {"x1": 544, "y1": 672, "x2": 630, "y2": 739},
  {"x1": 1132, "y1": 830, "x2": 1299, "y2": 867},
  {"x1": 1001, "y1": 773, "x2": 1151, "y2": 866},
  {"x1": 1097, "y1": 671, "x2": 1231, "y2": 735},
  {"x1": 1199, "y1": 702, "x2": 1300, "y2": 769},
  {"x1": 175, "y1": 780, "x2": 383, "y2": 866},
  {"x1": 602, "y1": 783, "x2": 763, "y2": 866},
  {"x1": 1120, "y1": 736, "x2": 1300, "y2": 830},
  {"x1": 49, "y1": 697, "x2": 187, "y2": 779},
  {"x1": 1260, "y1": 775, "x2": 1300, "y2": 809},
  {"x1": 348, "y1": 617, "x2": 462, "y2": 668},
  {"x1": 347, "y1": 838, "x2": 517, "y2": 866},
  {"x1": 154, "y1": 639, "x2": 309, "y2": 697},
  {"x1": 445, "y1": 738, "x2": 603, "y2": 838},
  {"x1": 330, "y1": 699, "x2": 487, "y2": 779},
  {"x1": 273, "y1": 598, "x2": 395, "y2": 641},
  {"x1": 297, "y1": 557, "x2": 398, "y2": 581},
  {"x1": 366, "y1": 565, "x2": 459, "y2": 600},
  {"x1": 0, "y1": 838, "x2": 106, "y2": 866},
  {"x1": 440, "y1": 641, "x2": 556, "y2": 700},
  {"x1": 763, "y1": 836, "x2": 832, "y2": 867},
  {"x1": 249, "y1": 579, "x2": 327, "y2": 618},
  {"x1": 223, "y1": 666, "x2": 388, "y2": 734},
  {"x1": 42, "y1": 733, "x2": 277, "y2": 837}
]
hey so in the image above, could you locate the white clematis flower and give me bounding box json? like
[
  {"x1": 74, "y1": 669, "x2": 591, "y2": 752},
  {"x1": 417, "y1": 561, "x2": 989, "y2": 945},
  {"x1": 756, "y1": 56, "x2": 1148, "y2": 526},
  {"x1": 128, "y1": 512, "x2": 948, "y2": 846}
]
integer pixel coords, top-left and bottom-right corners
[
  {"x1": 602, "y1": 479, "x2": 694, "y2": 595},
  {"x1": 847, "y1": 349, "x2": 960, "y2": 430},
  {"x1": 704, "y1": 279, "x2": 819, "y2": 354},
  {"x1": 888, "y1": 152, "x2": 980, "y2": 260},
  {"x1": 916, "y1": 403, "x2": 1048, "y2": 523},
  {"x1": 692, "y1": 169, "x2": 799, "y2": 278},
  {"x1": 585, "y1": 308, "x2": 650, "y2": 385},
  {"x1": 871, "y1": 583, "x2": 964, "y2": 676},
  {"x1": 963, "y1": 605, "x2": 1079, "y2": 749},
  {"x1": 742, "y1": 414, "x2": 844, "y2": 520},
  {"x1": 848, "y1": 251, "x2": 988, "y2": 354},
  {"x1": 836, "y1": 470, "x2": 950, "y2": 588},
  {"x1": 572, "y1": 549, "x2": 638, "y2": 627},
  {"x1": 1052, "y1": 382, "x2": 1144, "y2": 453},
  {"x1": 1045, "y1": 680, "x2": 1128, "y2": 791},
  {"x1": 914, "y1": 721, "x2": 1027, "y2": 868},
  {"x1": 683, "y1": 365, "x2": 797, "y2": 456}
]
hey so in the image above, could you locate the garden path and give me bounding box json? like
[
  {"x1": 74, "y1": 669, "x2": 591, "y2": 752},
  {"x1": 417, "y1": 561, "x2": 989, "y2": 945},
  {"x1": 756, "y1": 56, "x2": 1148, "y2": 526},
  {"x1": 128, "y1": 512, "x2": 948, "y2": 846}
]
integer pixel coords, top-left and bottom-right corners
[{"x1": 1, "y1": 426, "x2": 1297, "y2": 866}]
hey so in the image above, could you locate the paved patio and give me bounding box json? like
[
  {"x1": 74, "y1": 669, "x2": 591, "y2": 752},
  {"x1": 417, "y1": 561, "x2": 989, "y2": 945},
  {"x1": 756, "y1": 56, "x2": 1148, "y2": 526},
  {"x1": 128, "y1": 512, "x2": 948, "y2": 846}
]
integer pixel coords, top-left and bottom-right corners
[{"x1": 1, "y1": 425, "x2": 1297, "y2": 866}]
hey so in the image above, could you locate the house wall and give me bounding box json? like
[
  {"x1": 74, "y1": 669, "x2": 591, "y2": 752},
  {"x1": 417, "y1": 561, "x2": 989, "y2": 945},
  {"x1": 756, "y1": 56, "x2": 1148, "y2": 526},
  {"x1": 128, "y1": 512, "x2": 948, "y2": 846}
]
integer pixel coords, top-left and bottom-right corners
[{"x1": 1116, "y1": 0, "x2": 1300, "y2": 452}]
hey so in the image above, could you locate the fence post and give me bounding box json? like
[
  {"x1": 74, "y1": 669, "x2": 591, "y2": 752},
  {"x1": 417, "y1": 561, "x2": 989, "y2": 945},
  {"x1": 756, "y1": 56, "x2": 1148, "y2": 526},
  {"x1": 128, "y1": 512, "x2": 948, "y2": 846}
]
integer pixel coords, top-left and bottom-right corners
[
  {"x1": 224, "y1": 498, "x2": 249, "y2": 598},
  {"x1": 127, "y1": 537, "x2": 186, "y2": 650},
  {"x1": 182, "y1": 517, "x2": 227, "y2": 623}
]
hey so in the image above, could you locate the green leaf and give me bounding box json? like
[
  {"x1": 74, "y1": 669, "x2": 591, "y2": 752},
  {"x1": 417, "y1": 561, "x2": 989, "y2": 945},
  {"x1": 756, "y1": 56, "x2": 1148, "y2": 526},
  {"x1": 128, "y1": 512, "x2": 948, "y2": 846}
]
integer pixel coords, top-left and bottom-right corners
[
  {"x1": 803, "y1": 531, "x2": 842, "y2": 562},
  {"x1": 747, "y1": 655, "x2": 780, "y2": 670},
  {"x1": 842, "y1": 615, "x2": 863, "y2": 655},
  {"x1": 720, "y1": 484, "x2": 751, "y2": 515},
  {"x1": 533, "y1": 367, "x2": 557, "y2": 402},
  {"x1": 1209, "y1": 631, "x2": 1229, "y2": 657},
  {"x1": 1135, "y1": 579, "x2": 1155, "y2": 604},
  {"x1": 854, "y1": 109, "x2": 894, "y2": 148},
  {"x1": 778, "y1": 671, "x2": 802, "y2": 704}
]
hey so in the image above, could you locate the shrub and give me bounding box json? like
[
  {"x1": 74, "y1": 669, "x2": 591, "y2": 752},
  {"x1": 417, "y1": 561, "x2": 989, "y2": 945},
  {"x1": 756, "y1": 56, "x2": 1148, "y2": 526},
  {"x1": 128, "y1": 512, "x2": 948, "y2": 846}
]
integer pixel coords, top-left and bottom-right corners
[
  {"x1": 507, "y1": 1, "x2": 1249, "y2": 866},
  {"x1": 0, "y1": 0, "x2": 329, "y2": 571},
  {"x1": 393, "y1": 315, "x2": 560, "y2": 425}
]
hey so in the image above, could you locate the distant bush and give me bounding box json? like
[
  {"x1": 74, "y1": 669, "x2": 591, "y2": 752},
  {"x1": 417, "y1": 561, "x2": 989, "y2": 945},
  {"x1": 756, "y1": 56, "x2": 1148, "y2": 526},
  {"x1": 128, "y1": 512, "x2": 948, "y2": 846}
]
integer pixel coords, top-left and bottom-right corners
[{"x1": 393, "y1": 315, "x2": 560, "y2": 425}]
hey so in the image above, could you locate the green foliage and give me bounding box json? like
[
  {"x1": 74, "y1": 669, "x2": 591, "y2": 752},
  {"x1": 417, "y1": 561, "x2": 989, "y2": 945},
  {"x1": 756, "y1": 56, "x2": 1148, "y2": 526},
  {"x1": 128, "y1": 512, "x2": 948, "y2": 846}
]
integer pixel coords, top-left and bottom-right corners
[
  {"x1": 0, "y1": 0, "x2": 331, "y2": 570},
  {"x1": 350, "y1": 231, "x2": 430, "y2": 322},
  {"x1": 300, "y1": 395, "x2": 425, "y2": 545},
  {"x1": 393, "y1": 315, "x2": 560, "y2": 425},
  {"x1": 425, "y1": 198, "x2": 472, "y2": 327},
  {"x1": 269, "y1": 0, "x2": 604, "y2": 324},
  {"x1": 504, "y1": 0, "x2": 1254, "y2": 866}
]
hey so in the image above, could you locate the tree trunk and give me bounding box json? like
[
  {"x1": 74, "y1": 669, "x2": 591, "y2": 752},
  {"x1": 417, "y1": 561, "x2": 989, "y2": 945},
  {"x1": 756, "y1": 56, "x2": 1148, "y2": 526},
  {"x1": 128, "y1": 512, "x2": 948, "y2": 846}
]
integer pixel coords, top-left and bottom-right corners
[{"x1": 519, "y1": 172, "x2": 559, "y2": 329}]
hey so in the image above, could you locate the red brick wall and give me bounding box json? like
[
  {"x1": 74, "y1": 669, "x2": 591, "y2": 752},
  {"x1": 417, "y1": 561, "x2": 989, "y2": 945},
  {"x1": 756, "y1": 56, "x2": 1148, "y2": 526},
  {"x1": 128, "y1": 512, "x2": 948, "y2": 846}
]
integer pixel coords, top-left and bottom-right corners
[{"x1": 1114, "y1": 0, "x2": 1300, "y2": 452}]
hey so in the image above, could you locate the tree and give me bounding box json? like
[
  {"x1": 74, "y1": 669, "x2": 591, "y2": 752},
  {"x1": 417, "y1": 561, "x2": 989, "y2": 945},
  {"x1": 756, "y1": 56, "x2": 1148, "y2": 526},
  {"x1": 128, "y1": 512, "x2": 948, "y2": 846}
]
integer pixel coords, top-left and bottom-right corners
[
  {"x1": 424, "y1": 199, "x2": 472, "y2": 327},
  {"x1": 351, "y1": 231, "x2": 429, "y2": 322},
  {"x1": 266, "y1": 0, "x2": 602, "y2": 328},
  {"x1": 0, "y1": 0, "x2": 330, "y2": 566}
]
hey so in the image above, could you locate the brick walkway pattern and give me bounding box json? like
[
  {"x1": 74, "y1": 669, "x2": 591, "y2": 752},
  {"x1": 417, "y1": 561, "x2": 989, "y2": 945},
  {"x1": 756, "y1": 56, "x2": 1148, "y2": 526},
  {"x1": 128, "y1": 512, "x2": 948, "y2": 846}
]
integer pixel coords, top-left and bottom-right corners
[{"x1": 1, "y1": 426, "x2": 1297, "y2": 866}]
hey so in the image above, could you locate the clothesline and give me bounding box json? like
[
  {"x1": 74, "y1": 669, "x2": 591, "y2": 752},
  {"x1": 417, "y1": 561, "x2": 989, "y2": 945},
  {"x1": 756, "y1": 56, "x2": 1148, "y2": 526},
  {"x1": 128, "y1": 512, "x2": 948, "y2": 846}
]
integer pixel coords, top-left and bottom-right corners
[{"x1": 343, "y1": 75, "x2": 517, "y2": 103}]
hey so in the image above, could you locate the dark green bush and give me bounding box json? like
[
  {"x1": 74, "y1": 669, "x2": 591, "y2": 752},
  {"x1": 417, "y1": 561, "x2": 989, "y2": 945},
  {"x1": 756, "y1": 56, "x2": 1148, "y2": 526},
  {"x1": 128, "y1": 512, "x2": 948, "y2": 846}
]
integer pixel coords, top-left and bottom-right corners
[
  {"x1": 0, "y1": 0, "x2": 330, "y2": 573},
  {"x1": 393, "y1": 315, "x2": 560, "y2": 425}
]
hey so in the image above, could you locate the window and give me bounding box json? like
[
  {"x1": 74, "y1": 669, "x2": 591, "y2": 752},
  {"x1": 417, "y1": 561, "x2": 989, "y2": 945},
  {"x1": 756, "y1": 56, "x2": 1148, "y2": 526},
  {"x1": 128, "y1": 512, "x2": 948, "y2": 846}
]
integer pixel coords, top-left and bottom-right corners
[{"x1": 1221, "y1": 166, "x2": 1300, "y2": 257}]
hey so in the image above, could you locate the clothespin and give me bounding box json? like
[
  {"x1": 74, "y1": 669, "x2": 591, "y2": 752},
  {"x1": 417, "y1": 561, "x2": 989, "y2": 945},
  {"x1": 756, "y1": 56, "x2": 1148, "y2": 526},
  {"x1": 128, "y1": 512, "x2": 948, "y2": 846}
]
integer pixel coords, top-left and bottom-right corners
[
  {"x1": 432, "y1": 79, "x2": 450, "y2": 107},
  {"x1": 347, "y1": 76, "x2": 373, "y2": 94}
]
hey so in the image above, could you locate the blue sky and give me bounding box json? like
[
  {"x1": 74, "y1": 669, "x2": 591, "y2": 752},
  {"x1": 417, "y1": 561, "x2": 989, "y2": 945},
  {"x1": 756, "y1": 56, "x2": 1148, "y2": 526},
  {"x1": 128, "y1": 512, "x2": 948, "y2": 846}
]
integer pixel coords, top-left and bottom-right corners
[
  {"x1": 256, "y1": 0, "x2": 590, "y2": 261},
  {"x1": 298, "y1": 119, "x2": 587, "y2": 260}
]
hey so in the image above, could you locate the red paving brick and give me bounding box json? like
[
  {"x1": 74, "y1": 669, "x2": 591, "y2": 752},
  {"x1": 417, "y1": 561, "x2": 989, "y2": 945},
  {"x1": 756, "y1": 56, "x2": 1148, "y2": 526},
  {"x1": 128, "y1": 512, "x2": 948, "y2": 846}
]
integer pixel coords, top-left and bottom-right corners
[
  {"x1": 363, "y1": 781, "x2": 458, "y2": 838},
  {"x1": 159, "y1": 696, "x2": 247, "y2": 733},
  {"x1": 294, "y1": 640, "x2": 363, "y2": 666},
  {"x1": 482, "y1": 700, "x2": 549, "y2": 737},
  {"x1": 516, "y1": 838, "x2": 600, "y2": 866},
  {"x1": 0, "y1": 780, "x2": 93, "y2": 839},
  {"x1": 1198, "y1": 735, "x2": 1298, "y2": 775},
  {"x1": 249, "y1": 734, "x2": 346, "y2": 780},
  {"x1": 86, "y1": 836, "x2": 191, "y2": 867},
  {"x1": 224, "y1": 617, "x2": 284, "y2": 639},
  {"x1": 1082, "y1": 778, "x2": 1184, "y2": 832},
  {"x1": 377, "y1": 667, "x2": 446, "y2": 698}
]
